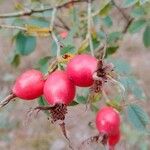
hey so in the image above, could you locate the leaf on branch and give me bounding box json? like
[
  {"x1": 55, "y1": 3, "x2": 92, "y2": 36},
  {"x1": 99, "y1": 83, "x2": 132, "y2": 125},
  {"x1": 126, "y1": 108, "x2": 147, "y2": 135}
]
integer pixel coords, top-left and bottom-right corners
[
  {"x1": 60, "y1": 45, "x2": 75, "y2": 55},
  {"x1": 69, "y1": 101, "x2": 79, "y2": 106},
  {"x1": 77, "y1": 38, "x2": 89, "y2": 54},
  {"x1": 99, "y1": 0, "x2": 112, "y2": 17},
  {"x1": 107, "y1": 32, "x2": 123, "y2": 45},
  {"x1": 123, "y1": 0, "x2": 138, "y2": 8},
  {"x1": 105, "y1": 46, "x2": 118, "y2": 57},
  {"x1": 119, "y1": 76, "x2": 146, "y2": 100},
  {"x1": 143, "y1": 25, "x2": 150, "y2": 48},
  {"x1": 127, "y1": 104, "x2": 150, "y2": 131},
  {"x1": 108, "y1": 58, "x2": 132, "y2": 75},
  {"x1": 128, "y1": 19, "x2": 146, "y2": 33},
  {"x1": 76, "y1": 95, "x2": 87, "y2": 104},
  {"x1": 26, "y1": 25, "x2": 51, "y2": 37},
  {"x1": 10, "y1": 53, "x2": 20, "y2": 67},
  {"x1": 38, "y1": 97, "x2": 50, "y2": 116},
  {"x1": 102, "y1": 16, "x2": 113, "y2": 27},
  {"x1": 131, "y1": 7, "x2": 145, "y2": 18},
  {"x1": 38, "y1": 56, "x2": 52, "y2": 73},
  {"x1": 139, "y1": 0, "x2": 149, "y2": 5},
  {"x1": 26, "y1": 18, "x2": 50, "y2": 27},
  {"x1": 15, "y1": 32, "x2": 36, "y2": 55}
]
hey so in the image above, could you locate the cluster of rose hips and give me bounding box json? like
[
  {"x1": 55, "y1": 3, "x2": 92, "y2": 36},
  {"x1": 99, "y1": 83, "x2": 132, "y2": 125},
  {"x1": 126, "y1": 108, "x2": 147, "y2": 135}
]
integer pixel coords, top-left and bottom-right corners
[{"x1": 1, "y1": 54, "x2": 120, "y2": 149}]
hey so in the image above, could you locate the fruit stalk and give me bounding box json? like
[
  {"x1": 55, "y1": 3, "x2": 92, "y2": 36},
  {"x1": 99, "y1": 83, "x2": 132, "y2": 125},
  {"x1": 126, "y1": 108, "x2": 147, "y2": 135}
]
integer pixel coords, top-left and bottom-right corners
[{"x1": 0, "y1": 93, "x2": 16, "y2": 108}]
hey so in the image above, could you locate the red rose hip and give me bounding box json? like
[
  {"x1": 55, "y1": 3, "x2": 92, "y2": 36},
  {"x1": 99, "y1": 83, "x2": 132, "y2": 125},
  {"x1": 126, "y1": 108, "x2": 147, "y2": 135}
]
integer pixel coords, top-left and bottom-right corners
[
  {"x1": 96, "y1": 106, "x2": 120, "y2": 135},
  {"x1": 108, "y1": 129, "x2": 120, "y2": 150},
  {"x1": 66, "y1": 54, "x2": 97, "y2": 87},
  {"x1": 44, "y1": 70, "x2": 76, "y2": 105},
  {"x1": 12, "y1": 69, "x2": 45, "y2": 100}
]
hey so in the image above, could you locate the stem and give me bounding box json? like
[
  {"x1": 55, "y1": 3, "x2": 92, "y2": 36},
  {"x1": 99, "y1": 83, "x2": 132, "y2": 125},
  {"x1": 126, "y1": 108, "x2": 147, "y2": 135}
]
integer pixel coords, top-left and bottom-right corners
[
  {"x1": 87, "y1": 0, "x2": 94, "y2": 57},
  {"x1": 57, "y1": 16, "x2": 70, "y2": 31},
  {"x1": 101, "y1": 37, "x2": 107, "y2": 59},
  {"x1": 50, "y1": 8, "x2": 57, "y2": 31},
  {"x1": 50, "y1": 8, "x2": 60, "y2": 59},
  {"x1": 59, "y1": 122, "x2": 74, "y2": 150},
  {"x1": 123, "y1": 18, "x2": 134, "y2": 33},
  {"x1": 0, "y1": 93, "x2": 16, "y2": 108},
  {"x1": 51, "y1": 32, "x2": 61, "y2": 60},
  {"x1": 0, "y1": 24, "x2": 27, "y2": 31},
  {"x1": 102, "y1": 90, "x2": 110, "y2": 103},
  {"x1": 0, "y1": 0, "x2": 90, "y2": 18},
  {"x1": 107, "y1": 75, "x2": 126, "y2": 101},
  {"x1": 111, "y1": 0, "x2": 129, "y2": 21}
]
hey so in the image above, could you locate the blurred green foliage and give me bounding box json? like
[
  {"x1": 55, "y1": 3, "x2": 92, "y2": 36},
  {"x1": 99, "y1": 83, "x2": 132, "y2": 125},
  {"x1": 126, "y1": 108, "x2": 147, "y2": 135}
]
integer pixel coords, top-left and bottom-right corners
[{"x1": 0, "y1": 0, "x2": 149, "y2": 149}]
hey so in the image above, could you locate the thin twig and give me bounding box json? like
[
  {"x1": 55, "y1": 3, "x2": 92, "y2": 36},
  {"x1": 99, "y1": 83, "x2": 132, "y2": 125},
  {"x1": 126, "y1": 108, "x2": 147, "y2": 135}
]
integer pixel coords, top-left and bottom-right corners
[
  {"x1": 107, "y1": 75, "x2": 126, "y2": 102},
  {"x1": 57, "y1": 16, "x2": 70, "y2": 31},
  {"x1": 0, "y1": 93, "x2": 16, "y2": 108},
  {"x1": 123, "y1": 18, "x2": 134, "y2": 33},
  {"x1": 111, "y1": 0, "x2": 129, "y2": 21},
  {"x1": 50, "y1": 8, "x2": 61, "y2": 62},
  {"x1": 50, "y1": 8, "x2": 57, "y2": 31},
  {"x1": 0, "y1": 24, "x2": 27, "y2": 31},
  {"x1": 87, "y1": 0, "x2": 94, "y2": 57},
  {"x1": 0, "y1": 0, "x2": 89, "y2": 18}
]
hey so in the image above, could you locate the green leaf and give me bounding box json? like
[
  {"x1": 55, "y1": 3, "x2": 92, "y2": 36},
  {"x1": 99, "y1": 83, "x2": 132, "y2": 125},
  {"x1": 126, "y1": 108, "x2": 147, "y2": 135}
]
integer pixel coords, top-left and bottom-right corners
[
  {"x1": 127, "y1": 104, "x2": 150, "y2": 130},
  {"x1": 26, "y1": 17, "x2": 49, "y2": 27},
  {"x1": 38, "y1": 56, "x2": 52, "y2": 73},
  {"x1": 11, "y1": 54, "x2": 20, "y2": 67},
  {"x1": 139, "y1": 0, "x2": 149, "y2": 5},
  {"x1": 143, "y1": 25, "x2": 150, "y2": 48},
  {"x1": 76, "y1": 95, "x2": 87, "y2": 104},
  {"x1": 123, "y1": 0, "x2": 138, "y2": 8},
  {"x1": 108, "y1": 58, "x2": 132, "y2": 75},
  {"x1": 91, "y1": 103, "x2": 99, "y2": 113},
  {"x1": 128, "y1": 19, "x2": 146, "y2": 33},
  {"x1": 69, "y1": 101, "x2": 79, "y2": 106},
  {"x1": 106, "y1": 46, "x2": 118, "y2": 57},
  {"x1": 107, "y1": 32, "x2": 123, "y2": 45},
  {"x1": 99, "y1": 2, "x2": 112, "y2": 17},
  {"x1": 119, "y1": 76, "x2": 146, "y2": 100},
  {"x1": 15, "y1": 32, "x2": 36, "y2": 55},
  {"x1": 102, "y1": 16, "x2": 113, "y2": 27},
  {"x1": 61, "y1": 30, "x2": 75, "y2": 46},
  {"x1": 38, "y1": 97, "x2": 50, "y2": 116},
  {"x1": 131, "y1": 7, "x2": 145, "y2": 18},
  {"x1": 61, "y1": 45, "x2": 75, "y2": 55}
]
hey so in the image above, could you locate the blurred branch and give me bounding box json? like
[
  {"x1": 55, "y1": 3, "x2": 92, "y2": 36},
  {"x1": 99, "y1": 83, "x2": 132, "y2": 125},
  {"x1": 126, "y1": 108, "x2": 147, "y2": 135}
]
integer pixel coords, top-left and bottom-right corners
[
  {"x1": 57, "y1": 16, "x2": 70, "y2": 31},
  {"x1": 0, "y1": 24, "x2": 27, "y2": 31},
  {"x1": 87, "y1": 0, "x2": 94, "y2": 56},
  {"x1": 111, "y1": 0, "x2": 134, "y2": 33},
  {"x1": 111, "y1": 0, "x2": 130, "y2": 21},
  {"x1": 0, "y1": 0, "x2": 90, "y2": 18},
  {"x1": 50, "y1": 8, "x2": 62, "y2": 61},
  {"x1": 123, "y1": 18, "x2": 134, "y2": 33}
]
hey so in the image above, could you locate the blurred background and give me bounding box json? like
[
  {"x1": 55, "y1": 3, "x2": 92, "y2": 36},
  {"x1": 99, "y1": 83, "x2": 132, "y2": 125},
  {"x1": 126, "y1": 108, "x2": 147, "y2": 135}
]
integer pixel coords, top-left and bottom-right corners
[{"x1": 0, "y1": 0, "x2": 150, "y2": 150}]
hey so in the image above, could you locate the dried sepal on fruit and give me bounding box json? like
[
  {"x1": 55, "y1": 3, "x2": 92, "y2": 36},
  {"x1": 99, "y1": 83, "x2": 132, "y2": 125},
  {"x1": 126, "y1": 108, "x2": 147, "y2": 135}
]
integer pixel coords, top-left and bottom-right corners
[{"x1": 27, "y1": 70, "x2": 76, "y2": 149}]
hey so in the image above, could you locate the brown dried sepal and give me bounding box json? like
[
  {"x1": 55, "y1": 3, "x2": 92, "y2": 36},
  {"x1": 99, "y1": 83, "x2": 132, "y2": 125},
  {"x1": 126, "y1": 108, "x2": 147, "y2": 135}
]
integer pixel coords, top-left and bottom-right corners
[
  {"x1": 50, "y1": 103, "x2": 67, "y2": 123},
  {"x1": 78, "y1": 133, "x2": 108, "y2": 150},
  {"x1": 92, "y1": 59, "x2": 114, "y2": 93}
]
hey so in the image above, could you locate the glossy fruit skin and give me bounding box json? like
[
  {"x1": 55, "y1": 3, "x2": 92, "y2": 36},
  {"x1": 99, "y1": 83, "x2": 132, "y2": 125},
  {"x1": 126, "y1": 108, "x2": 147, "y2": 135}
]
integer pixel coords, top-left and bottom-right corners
[
  {"x1": 44, "y1": 70, "x2": 76, "y2": 105},
  {"x1": 109, "y1": 129, "x2": 120, "y2": 146},
  {"x1": 96, "y1": 106, "x2": 120, "y2": 135},
  {"x1": 12, "y1": 69, "x2": 45, "y2": 100},
  {"x1": 66, "y1": 54, "x2": 97, "y2": 87}
]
